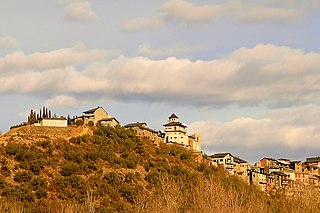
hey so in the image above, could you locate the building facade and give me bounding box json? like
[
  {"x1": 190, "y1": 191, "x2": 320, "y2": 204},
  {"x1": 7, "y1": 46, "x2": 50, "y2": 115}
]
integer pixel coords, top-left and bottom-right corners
[{"x1": 163, "y1": 113, "x2": 189, "y2": 148}]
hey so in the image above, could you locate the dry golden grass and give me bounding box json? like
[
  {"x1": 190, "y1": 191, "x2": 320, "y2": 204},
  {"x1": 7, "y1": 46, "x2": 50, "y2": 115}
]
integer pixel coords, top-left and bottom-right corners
[{"x1": 133, "y1": 175, "x2": 320, "y2": 213}]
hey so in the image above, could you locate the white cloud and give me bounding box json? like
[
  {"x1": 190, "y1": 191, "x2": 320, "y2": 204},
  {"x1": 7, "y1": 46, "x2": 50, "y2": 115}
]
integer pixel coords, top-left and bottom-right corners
[
  {"x1": 0, "y1": 36, "x2": 18, "y2": 49},
  {"x1": 0, "y1": 43, "x2": 116, "y2": 75},
  {"x1": 122, "y1": 0, "x2": 306, "y2": 31},
  {"x1": 45, "y1": 95, "x2": 80, "y2": 108},
  {"x1": 122, "y1": 14, "x2": 166, "y2": 32},
  {"x1": 188, "y1": 105, "x2": 320, "y2": 151},
  {"x1": 137, "y1": 42, "x2": 205, "y2": 58},
  {"x1": 0, "y1": 43, "x2": 320, "y2": 108},
  {"x1": 65, "y1": 1, "x2": 97, "y2": 20}
]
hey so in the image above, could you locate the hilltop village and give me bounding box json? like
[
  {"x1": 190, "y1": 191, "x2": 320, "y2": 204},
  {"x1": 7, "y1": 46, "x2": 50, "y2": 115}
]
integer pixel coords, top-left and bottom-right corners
[{"x1": 8, "y1": 106, "x2": 320, "y2": 193}]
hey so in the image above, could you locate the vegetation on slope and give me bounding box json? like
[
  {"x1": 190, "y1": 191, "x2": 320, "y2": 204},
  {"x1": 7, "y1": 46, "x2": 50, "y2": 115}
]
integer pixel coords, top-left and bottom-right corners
[{"x1": 0, "y1": 125, "x2": 319, "y2": 213}]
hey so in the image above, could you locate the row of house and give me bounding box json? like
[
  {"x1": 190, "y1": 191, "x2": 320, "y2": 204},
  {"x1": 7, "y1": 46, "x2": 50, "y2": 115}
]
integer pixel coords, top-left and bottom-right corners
[
  {"x1": 35, "y1": 106, "x2": 202, "y2": 157},
  {"x1": 207, "y1": 152, "x2": 320, "y2": 192},
  {"x1": 251, "y1": 157, "x2": 320, "y2": 191}
]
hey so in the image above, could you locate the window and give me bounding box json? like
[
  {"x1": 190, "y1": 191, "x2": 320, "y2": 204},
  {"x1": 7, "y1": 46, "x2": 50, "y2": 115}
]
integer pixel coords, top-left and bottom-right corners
[{"x1": 220, "y1": 159, "x2": 223, "y2": 162}]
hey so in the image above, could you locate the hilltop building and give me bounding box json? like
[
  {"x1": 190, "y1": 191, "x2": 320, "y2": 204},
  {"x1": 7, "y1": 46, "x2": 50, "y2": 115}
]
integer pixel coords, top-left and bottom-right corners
[
  {"x1": 74, "y1": 106, "x2": 119, "y2": 127},
  {"x1": 35, "y1": 117, "x2": 67, "y2": 127},
  {"x1": 164, "y1": 113, "x2": 189, "y2": 147},
  {"x1": 208, "y1": 152, "x2": 249, "y2": 182},
  {"x1": 163, "y1": 113, "x2": 202, "y2": 162},
  {"x1": 124, "y1": 122, "x2": 164, "y2": 146}
]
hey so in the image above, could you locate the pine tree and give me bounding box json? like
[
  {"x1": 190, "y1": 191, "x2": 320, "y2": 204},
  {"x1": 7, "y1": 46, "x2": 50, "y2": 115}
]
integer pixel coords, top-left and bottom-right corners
[
  {"x1": 27, "y1": 109, "x2": 37, "y2": 124},
  {"x1": 42, "y1": 106, "x2": 46, "y2": 118}
]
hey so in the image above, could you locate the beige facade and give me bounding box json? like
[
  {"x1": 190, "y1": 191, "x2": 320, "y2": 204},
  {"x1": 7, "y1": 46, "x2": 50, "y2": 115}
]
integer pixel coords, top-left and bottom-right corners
[
  {"x1": 75, "y1": 106, "x2": 119, "y2": 127},
  {"x1": 209, "y1": 153, "x2": 235, "y2": 174},
  {"x1": 188, "y1": 134, "x2": 201, "y2": 152},
  {"x1": 164, "y1": 114, "x2": 189, "y2": 147},
  {"x1": 36, "y1": 118, "x2": 67, "y2": 127},
  {"x1": 251, "y1": 170, "x2": 267, "y2": 191},
  {"x1": 125, "y1": 122, "x2": 163, "y2": 146}
]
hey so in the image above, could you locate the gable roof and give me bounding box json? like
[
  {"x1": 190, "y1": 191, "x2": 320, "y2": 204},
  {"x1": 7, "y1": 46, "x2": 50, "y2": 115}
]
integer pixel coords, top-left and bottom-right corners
[
  {"x1": 260, "y1": 157, "x2": 275, "y2": 161},
  {"x1": 125, "y1": 122, "x2": 147, "y2": 128},
  {"x1": 100, "y1": 117, "x2": 119, "y2": 123},
  {"x1": 234, "y1": 156, "x2": 247, "y2": 164},
  {"x1": 209, "y1": 153, "x2": 233, "y2": 158},
  {"x1": 169, "y1": 113, "x2": 179, "y2": 119},
  {"x1": 306, "y1": 157, "x2": 320, "y2": 163},
  {"x1": 270, "y1": 171, "x2": 287, "y2": 176},
  {"x1": 83, "y1": 106, "x2": 101, "y2": 114}
]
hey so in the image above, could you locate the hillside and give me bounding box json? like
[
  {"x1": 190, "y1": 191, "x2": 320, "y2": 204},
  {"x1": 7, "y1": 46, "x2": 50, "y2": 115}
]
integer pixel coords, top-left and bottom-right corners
[{"x1": 0, "y1": 125, "x2": 319, "y2": 213}]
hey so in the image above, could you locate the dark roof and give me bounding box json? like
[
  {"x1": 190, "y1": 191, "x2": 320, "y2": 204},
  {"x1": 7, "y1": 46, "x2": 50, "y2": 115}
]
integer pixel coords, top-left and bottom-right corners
[
  {"x1": 270, "y1": 171, "x2": 287, "y2": 176},
  {"x1": 169, "y1": 113, "x2": 178, "y2": 119},
  {"x1": 260, "y1": 157, "x2": 275, "y2": 161},
  {"x1": 124, "y1": 122, "x2": 147, "y2": 128},
  {"x1": 100, "y1": 117, "x2": 119, "y2": 123},
  {"x1": 125, "y1": 122, "x2": 159, "y2": 133},
  {"x1": 306, "y1": 157, "x2": 320, "y2": 163},
  {"x1": 163, "y1": 122, "x2": 186, "y2": 128},
  {"x1": 234, "y1": 156, "x2": 247, "y2": 164},
  {"x1": 209, "y1": 153, "x2": 232, "y2": 158},
  {"x1": 83, "y1": 107, "x2": 101, "y2": 114}
]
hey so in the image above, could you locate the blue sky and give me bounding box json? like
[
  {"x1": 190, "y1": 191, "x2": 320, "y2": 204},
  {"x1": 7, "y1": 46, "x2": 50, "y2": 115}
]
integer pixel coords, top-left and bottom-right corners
[{"x1": 1, "y1": 0, "x2": 320, "y2": 163}]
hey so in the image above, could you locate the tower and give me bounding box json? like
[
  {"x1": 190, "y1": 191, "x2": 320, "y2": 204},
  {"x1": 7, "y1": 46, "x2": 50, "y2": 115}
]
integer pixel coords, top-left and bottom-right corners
[{"x1": 163, "y1": 113, "x2": 189, "y2": 147}]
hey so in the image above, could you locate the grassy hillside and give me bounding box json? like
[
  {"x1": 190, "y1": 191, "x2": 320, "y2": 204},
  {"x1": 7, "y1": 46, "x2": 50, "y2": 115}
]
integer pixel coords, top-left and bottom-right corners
[{"x1": 0, "y1": 125, "x2": 319, "y2": 213}]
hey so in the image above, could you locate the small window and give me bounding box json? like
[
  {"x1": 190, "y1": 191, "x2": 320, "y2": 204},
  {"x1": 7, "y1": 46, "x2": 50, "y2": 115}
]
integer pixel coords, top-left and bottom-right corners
[{"x1": 220, "y1": 159, "x2": 223, "y2": 162}]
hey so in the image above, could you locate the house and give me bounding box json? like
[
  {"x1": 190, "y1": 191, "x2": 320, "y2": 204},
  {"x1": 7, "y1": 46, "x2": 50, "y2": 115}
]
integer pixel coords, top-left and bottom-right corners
[
  {"x1": 125, "y1": 122, "x2": 163, "y2": 146},
  {"x1": 208, "y1": 153, "x2": 234, "y2": 174},
  {"x1": 234, "y1": 156, "x2": 249, "y2": 182},
  {"x1": 74, "y1": 106, "x2": 119, "y2": 127},
  {"x1": 163, "y1": 113, "x2": 189, "y2": 148},
  {"x1": 188, "y1": 134, "x2": 201, "y2": 152},
  {"x1": 250, "y1": 168, "x2": 267, "y2": 191},
  {"x1": 260, "y1": 157, "x2": 277, "y2": 168},
  {"x1": 163, "y1": 113, "x2": 202, "y2": 153},
  {"x1": 290, "y1": 161, "x2": 303, "y2": 173},
  {"x1": 269, "y1": 171, "x2": 289, "y2": 189},
  {"x1": 295, "y1": 172, "x2": 309, "y2": 186},
  {"x1": 35, "y1": 117, "x2": 67, "y2": 127}
]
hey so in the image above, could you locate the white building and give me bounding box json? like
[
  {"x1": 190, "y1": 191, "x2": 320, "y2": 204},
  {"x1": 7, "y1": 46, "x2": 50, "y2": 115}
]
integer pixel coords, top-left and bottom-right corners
[
  {"x1": 163, "y1": 113, "x2": 189, "y2": 148},
  {"x1": 35, "y1": 118, "x2": 67, "y2": 127}
]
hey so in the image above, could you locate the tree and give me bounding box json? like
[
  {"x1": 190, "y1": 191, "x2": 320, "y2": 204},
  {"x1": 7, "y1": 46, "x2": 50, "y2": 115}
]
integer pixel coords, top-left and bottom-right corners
[
  {"x1": 42, "y1": 106, "x2": 46, "y2": 118},
  {"x1": 27, "y1": 109, "x2": 37, "y2": 125},
  {"x1": 67, "y1": 115, "x2": 72, "y2": 126}
]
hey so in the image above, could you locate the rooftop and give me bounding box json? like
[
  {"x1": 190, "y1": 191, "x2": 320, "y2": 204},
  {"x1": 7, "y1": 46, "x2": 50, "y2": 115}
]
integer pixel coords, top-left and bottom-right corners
[
  {"x1": 169, "y1": 113, "x2": 178, "y2": 119},
  {"x1": 209, "y1": 153, "x2": 232, "y2": 158},
  {"x1": 83, "y1": 106, "x2": 101, "y2": 114}
]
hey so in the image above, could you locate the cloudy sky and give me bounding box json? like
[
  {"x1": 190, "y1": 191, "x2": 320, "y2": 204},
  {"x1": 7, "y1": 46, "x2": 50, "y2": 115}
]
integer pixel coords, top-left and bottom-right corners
[{"x1": 1, "y1": 0, "x2": 320, "y2": 162}]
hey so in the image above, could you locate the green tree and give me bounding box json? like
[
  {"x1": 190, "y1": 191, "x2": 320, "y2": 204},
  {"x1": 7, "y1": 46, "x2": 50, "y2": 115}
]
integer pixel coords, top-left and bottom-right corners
[{"x1": 27, "y1": 109, "x2": 37, "y2": 124}]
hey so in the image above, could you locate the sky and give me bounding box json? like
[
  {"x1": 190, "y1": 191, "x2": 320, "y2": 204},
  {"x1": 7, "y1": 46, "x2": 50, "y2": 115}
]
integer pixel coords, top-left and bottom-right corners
[{"x1": 1, "y1": 0, "x2": 320, "y2": 163}]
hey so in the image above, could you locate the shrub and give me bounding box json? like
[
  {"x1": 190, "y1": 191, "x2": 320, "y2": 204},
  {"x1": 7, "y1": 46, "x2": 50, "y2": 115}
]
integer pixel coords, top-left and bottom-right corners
[
  {"x1": 14, "y1": 171, "x2": 33, "y2": 183},
  {"x1": 61, "y1": 162, "x2": 79, "y2": 176},
  {"x1": 75, "y1": 120, "x2": 84, "y2": 126}
]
